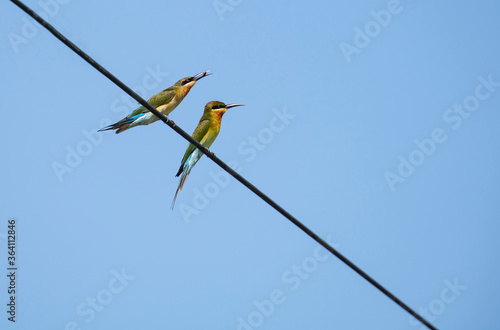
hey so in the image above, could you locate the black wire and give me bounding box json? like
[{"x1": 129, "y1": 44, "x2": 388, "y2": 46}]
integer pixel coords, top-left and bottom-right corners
[{"x1": 10, "y1": 1, "x2": 437, "y2": 329}]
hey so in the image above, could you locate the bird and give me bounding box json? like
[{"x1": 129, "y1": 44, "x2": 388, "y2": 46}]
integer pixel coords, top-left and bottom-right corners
[
  {"x1": 98, "y1": 70, "x2": 211, "y2": 133},
  {"x1": 171, "y1": 101, "x2": 244, "y2": 209}
]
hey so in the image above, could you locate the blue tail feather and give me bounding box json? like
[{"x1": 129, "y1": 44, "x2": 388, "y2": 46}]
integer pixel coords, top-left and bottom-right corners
[{"x1": 98, "y1": 114, "x2": 143, "y2": 133}]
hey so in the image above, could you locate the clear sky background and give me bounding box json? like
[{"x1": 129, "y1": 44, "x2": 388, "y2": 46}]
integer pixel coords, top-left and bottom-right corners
[{"x1": 1, "y1": 1, "x2": 499, "y2": 329}]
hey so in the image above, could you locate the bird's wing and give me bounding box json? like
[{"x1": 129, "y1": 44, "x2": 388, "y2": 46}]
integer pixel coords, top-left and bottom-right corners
[
  {"x1": 176, "y1": 119, "x2": 210, "y2": 176},
  {"x1": 128, "y1": 87, "x2": 176, "y2": 117},
  {"x1": 147, "y1": 87, "x2": 176, "y2": 107}
]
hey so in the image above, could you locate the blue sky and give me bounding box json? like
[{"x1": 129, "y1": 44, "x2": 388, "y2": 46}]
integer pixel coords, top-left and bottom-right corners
[{"x1": 1, "y1": 0, "x2": 500, "y2": 329}]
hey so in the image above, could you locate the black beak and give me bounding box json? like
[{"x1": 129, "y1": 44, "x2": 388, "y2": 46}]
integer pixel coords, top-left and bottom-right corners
[
  {"x1": 225, "y1": 104, "x2": 244, "y2": 109},
  {"x1": 193, "y1": 70, "x2": 212, "y2": 81}
]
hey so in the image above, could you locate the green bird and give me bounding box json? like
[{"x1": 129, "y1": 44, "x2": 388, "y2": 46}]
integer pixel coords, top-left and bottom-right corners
[
  {"x1": 171, "y1": 101, "x2": 244, "y2": 209},
  {"x1": 99, "y1": 71, "x2": 211, "y2": 133}
]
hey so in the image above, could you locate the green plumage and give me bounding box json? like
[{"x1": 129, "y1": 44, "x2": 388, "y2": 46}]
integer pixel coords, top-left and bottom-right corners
[
  {"x1": 128, "y1": 87, "x2": 176, "y2": 117},
  {"x1": 178, "y1": 101, "x2": 225, "y2": 166},
  {"x1": 171, "y1": 101, "x2": 243, "y2": 209},
  {"x1": 98, "y1": 71, "x2": 210, "y2": 133}
]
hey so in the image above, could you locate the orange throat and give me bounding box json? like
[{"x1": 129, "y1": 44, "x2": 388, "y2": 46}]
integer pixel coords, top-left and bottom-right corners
[{"x1": 213, "y1": 109, "x2": 226, "y2": 121}]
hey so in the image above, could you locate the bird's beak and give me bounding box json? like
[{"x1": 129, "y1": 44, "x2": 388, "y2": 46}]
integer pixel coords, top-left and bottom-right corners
[
  {"x1": 193, "y1": 70, "x2": 212, "y2": 81},
  {"x1": 225, "y1": 104, "x2": 244, "y2": 109}
]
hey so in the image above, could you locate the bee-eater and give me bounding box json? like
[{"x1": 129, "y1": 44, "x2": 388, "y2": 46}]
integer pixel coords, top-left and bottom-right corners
[
  {"x1": 99, "y1": 71, "x2": 211, "y2": 134},
  {"x1": 171, "y1": 101, "x2": 244, "y2": 209}
]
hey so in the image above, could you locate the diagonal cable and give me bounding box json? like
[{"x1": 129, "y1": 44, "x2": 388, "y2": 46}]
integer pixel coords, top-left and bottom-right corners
[{"x1": 9, "y1": 1, "x2": 437, "y2": 329}]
